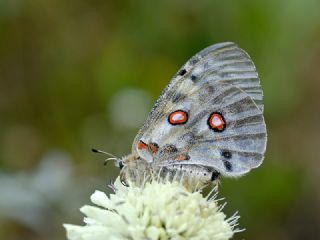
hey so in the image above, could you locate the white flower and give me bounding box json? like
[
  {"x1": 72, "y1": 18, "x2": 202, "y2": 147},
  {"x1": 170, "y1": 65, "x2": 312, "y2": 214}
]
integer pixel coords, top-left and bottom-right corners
[{"x1": 64, "y1": 177, "x2": 241, "y2": 240}]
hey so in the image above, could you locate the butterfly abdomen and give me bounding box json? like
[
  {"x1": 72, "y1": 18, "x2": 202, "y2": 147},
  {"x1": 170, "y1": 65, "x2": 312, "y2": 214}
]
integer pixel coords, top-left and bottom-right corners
[{"x1": 155, "y1": 164, "x2": 220, "y2": 190}]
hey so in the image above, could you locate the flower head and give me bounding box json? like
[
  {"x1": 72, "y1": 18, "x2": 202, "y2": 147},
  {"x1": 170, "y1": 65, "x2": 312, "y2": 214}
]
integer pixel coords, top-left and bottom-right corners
[{"x1": 64, "y1": 177, "x2": 240, "y2": 240}]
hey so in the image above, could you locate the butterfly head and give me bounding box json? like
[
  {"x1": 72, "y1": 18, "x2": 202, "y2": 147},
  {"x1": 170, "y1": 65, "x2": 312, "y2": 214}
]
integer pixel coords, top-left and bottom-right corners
[
  {"x1": 117, "y1": 153, "x2": 135, "y2": 170},
  {"x1": 116, "y1": 158, "x2": 124, "y2": 170}
]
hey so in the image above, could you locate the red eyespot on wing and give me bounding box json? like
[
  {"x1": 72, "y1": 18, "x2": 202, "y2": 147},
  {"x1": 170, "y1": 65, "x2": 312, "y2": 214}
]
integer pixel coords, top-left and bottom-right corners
[
  {"x1": 208, "y1": 112, "x2": 226, "y2": 132},
  {"x1": 168, "y1": 110, "x2": 188, "y2": 125},
  {"x1": 137, "y1": 140, "x2": 148, "y2": 150}
]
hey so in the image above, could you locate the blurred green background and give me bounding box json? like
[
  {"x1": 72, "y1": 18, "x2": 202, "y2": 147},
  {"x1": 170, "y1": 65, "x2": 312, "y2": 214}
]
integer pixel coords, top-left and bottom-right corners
[{"x1": 1, "y1": 0, "x2": 320, "y2": 239}]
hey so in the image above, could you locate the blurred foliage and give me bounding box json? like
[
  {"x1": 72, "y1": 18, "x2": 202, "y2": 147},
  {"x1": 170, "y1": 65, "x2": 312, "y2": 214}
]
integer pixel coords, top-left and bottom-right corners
[{"x1": 0, "y1": 0, "x2": 320, "y2": 239}]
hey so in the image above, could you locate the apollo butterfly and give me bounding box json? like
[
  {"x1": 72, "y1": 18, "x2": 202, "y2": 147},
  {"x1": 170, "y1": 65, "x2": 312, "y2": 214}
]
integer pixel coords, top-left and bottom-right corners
[{"x1": 108, "y1": 42, "x2": 267, "y2": 189}]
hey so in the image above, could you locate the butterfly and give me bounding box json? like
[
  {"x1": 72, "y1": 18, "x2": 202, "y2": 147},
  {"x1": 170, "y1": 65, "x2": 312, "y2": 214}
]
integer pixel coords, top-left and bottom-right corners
[{"x1": 107, "y1": 42, "x2": 267, "y2": 189}]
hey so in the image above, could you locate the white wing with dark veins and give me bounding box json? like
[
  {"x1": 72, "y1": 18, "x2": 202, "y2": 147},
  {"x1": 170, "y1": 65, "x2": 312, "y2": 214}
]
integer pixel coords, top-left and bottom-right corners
[{"x1": 132, "y1": 42, "x2": 267, "y2": 177}]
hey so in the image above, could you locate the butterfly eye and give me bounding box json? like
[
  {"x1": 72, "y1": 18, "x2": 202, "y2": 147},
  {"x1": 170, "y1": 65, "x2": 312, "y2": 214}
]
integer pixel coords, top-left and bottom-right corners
[
  {"x1": 208, "y1": 112, "x2": 226, "y2": 132},
  {"x1": 168, "y1": 110, "x2": 188, "y2": 125},
  {"x1": 119, "y1": 161, "x2": 124, "y2": 170}
]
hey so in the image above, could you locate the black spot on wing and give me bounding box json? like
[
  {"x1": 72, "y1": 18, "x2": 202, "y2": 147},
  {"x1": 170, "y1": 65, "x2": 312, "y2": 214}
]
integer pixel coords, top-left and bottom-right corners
[
  {"x1": 178, "y1": 69, "x2": 187, "y2": 76},
  {"x1": 221, "y1": 150, "x2": 232, "y2": 159},
  {"x1": 190, "y1": 75, "x2": 197, "y2": 82},
  {"x1": 223, "y1": 160, "x2": 232, "y2": 171}
]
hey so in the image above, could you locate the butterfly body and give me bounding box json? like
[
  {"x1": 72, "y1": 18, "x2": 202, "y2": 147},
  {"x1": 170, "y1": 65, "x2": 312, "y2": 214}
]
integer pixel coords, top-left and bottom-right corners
[
  {"x1": 117, "y1": 42, "x2": 267, "y2": 189},
  {"x1": 119, "y1": 153, "x2": 218, "y2": 190}
]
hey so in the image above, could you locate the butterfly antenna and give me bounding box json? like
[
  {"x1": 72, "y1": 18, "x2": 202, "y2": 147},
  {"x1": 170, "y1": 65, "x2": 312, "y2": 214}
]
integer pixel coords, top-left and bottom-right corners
[
  {"x1": 91, "y1": 148, "x2": 119, "y2": 166},
  {"x1": 91, "y1": 148, "x2": 117, "y2": 158},
  {"x1": 103, "y1": 157, "x2": 117, "y2": 165}
]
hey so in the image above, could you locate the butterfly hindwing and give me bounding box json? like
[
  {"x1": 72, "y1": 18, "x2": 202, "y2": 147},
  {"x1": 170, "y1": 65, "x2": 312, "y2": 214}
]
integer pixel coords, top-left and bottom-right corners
[
  {"x1": 131, "y1": 42, "x2": 266, "y2": 177},
  {"x1": 153, "y1": 83, "x2": 266, "y2": 177}
]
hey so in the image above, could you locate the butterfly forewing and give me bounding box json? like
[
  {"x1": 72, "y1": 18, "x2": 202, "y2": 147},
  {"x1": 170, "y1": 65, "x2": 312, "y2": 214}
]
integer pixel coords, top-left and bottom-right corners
[{"x1": 131, "y1": 42, "x2": 266, "y2": 177}]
